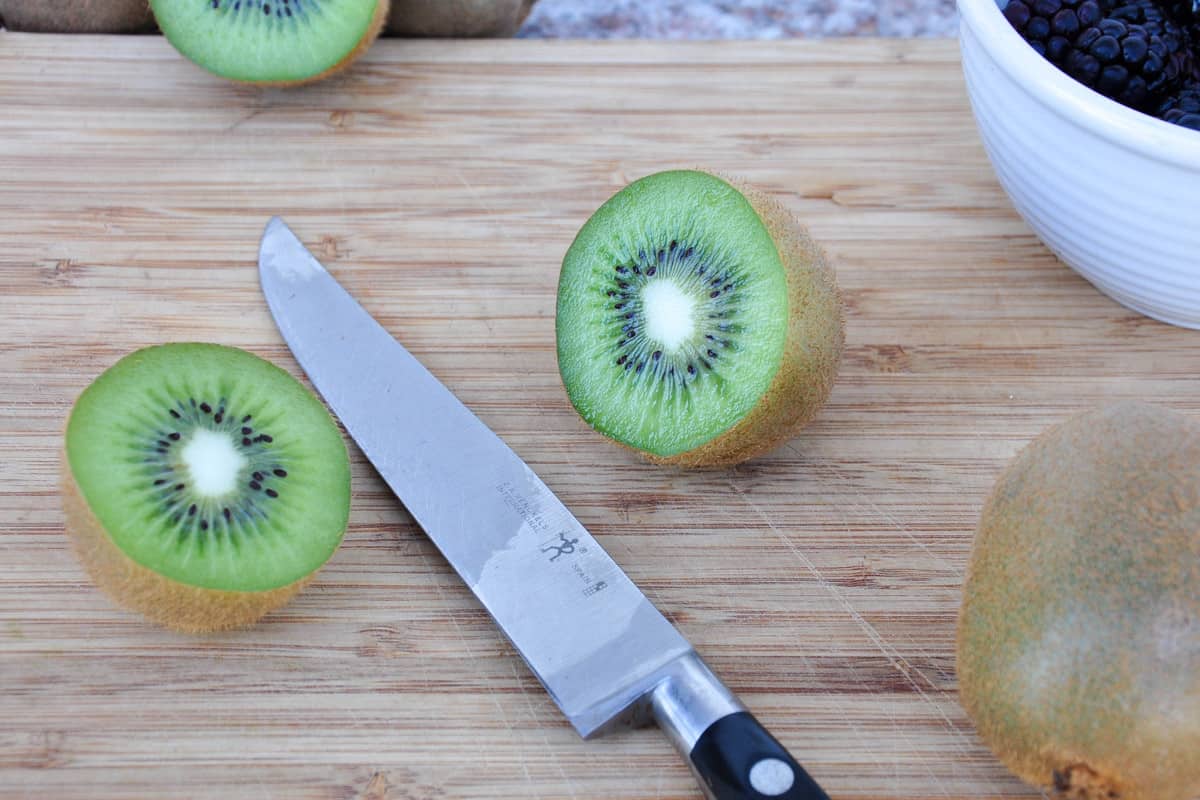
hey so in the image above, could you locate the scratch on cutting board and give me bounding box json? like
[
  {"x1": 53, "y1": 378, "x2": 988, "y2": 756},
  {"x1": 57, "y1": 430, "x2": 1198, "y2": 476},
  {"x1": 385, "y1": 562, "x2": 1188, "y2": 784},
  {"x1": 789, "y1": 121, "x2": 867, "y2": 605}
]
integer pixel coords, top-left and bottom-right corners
[
  {"x1": 504, "y1": 658, "x2": 581, "y2": 800},
  {"x1": 412, "y1": 548, "x2": 541, "y2": 798},
  {"x1": 725, "y1": 480, "x2": 977, "y2": 769},
  {"x1": 804, "y1": 452, "x2": 964, "y2": 581},
  {"x1": 453, "y1": 168, "x2": 514, "y2": 243},
  {"x1": 769, "y1": 502, "x2": 954, "y2": 797}
]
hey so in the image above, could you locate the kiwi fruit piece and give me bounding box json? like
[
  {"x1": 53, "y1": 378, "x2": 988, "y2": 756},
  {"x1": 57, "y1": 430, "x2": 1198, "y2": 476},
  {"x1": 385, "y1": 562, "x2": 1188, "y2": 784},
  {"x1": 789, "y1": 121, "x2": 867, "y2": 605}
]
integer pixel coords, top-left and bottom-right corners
[
  {"x1": 149, "y1": 0, "x2": 388, "y2": 86},
  {"x1": 957, "y1": 401, "x2": 1200, "y2": 800},
  {"x1": 385, "y1": 0, "x2": 535, "y2": 37},
  {"x1": 0, "y1": 0, "x2": 156, "y2": 33},
  {"x1": 63, "y1": 343, "x2": 351, "y2": 633},
  {"x1": 555, "y1": 169, "x2": 843, "y2": 467}
]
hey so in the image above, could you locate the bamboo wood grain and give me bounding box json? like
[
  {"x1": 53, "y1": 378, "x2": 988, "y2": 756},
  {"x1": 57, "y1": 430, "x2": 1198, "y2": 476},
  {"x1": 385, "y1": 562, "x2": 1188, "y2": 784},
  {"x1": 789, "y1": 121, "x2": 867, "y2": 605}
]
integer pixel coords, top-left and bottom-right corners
[{"x1": 1, "y1": 34, "x2": 1197, "y2": 800}]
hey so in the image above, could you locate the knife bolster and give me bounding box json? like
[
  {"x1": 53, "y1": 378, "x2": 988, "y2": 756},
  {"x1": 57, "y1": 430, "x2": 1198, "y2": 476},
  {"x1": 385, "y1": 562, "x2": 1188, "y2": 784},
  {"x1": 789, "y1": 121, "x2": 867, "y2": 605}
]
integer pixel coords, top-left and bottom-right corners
[{"x1": 649, "y1": 651, "x2": 744, "y2": 756}]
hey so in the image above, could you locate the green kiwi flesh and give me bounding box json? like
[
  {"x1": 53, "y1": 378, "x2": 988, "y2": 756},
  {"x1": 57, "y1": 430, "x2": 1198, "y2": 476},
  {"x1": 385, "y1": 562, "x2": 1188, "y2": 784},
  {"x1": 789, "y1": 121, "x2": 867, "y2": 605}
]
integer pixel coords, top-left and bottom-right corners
[
  {"x1": 65, "y1": 343, "x2": 350, "y2": 594},
  {"x1": 957, "y1": 402, "x2": 1200, "y2": 800},
  {"x1": 150, "y1": 0, "x2": 387, "y2": 85},
  {"x1": 557, "y1": 169, "x2": 837, "y2": 463}
]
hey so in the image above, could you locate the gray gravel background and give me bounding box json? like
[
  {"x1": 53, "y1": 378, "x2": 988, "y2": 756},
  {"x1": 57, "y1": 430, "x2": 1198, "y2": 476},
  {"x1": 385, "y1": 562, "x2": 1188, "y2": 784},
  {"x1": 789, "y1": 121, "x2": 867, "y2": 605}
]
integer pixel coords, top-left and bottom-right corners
[{"x1": 517, "y1": 0, "x2": 959, "y2": 39}]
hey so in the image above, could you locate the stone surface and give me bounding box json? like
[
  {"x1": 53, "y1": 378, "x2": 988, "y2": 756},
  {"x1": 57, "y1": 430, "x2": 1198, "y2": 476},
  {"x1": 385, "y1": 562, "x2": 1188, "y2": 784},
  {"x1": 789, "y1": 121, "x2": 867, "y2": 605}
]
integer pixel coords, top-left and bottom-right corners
[{"x1": 518, "y1": 0, "x2": 959, "y2": 38}]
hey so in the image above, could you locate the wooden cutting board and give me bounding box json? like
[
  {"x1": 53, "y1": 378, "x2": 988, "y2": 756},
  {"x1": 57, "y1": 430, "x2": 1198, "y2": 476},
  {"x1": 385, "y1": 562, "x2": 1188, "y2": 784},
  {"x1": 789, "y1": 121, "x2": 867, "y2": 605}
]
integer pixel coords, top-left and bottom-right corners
[{"x1": 2, "y1": 33, "x2": 1197, "y2": 800}]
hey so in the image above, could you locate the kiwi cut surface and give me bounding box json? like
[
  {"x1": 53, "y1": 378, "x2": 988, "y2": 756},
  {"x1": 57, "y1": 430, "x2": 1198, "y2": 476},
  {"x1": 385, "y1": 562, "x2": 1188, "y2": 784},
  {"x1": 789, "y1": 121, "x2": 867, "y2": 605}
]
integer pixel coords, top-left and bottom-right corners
[
  {"x1": 150, "y1": 0, "x2": 388, "y2": 85},
  {"x1": 63, "y1": 343, "x2": 350, "y2": 632},
  {"x1": 957, "y1": 402, "x2": 1200, "y2": 800},
  {"x1": 556, "y1": 170, "x2": 843, "y2": 466}
]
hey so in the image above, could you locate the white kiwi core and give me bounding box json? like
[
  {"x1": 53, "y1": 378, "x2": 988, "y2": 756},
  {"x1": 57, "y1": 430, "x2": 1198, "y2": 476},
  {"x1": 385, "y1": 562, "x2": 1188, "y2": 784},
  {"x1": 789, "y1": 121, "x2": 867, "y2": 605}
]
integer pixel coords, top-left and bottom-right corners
[
  {"x1": 181, "y1": 429, "x2": 246, "y2": 498},
  {"x1": 641, "y1": 279, "x2": 696, "y2": 352}
]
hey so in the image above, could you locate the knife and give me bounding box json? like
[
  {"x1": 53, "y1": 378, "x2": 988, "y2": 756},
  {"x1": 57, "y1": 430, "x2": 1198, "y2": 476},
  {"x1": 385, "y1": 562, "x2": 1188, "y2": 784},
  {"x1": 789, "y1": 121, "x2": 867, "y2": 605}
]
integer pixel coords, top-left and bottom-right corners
[{"x1": 257, "y1": 217, "x2": 832, "y2": 800}]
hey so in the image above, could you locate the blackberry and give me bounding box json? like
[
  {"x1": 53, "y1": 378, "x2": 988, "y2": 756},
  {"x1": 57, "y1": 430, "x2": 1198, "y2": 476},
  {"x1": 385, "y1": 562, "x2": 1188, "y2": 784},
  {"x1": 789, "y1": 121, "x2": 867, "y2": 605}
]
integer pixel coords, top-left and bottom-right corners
[
  {"x1": 1158, "y1": 81, "x2": 1200, "y2": 128},
  {"x1": 1004, "y1": 0, "x2": 1105, "y2": 62},
  {"x1": 1160, "y1": 0, "x2": 1197, "y2": 23}
]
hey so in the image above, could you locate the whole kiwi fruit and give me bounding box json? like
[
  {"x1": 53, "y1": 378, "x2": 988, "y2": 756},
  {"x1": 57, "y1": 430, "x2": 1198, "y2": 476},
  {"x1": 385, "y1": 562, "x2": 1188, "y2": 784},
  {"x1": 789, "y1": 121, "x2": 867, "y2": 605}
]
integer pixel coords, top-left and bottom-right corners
[
  {"x1": 957, "y1": 401, "x2": 1200, "y2": 800},
  {"x1": 0, "y1": 0, "x2": 155, "y2": 32},
  {"x1": 63, "y1": 343, "x2": 351, "y2": 633},
  {"x1": 556, "y1": 169, "x2": 843, "y2": 467},
  {"x1": 385, "y1": 0, "x2": 535, "y2": 37}
]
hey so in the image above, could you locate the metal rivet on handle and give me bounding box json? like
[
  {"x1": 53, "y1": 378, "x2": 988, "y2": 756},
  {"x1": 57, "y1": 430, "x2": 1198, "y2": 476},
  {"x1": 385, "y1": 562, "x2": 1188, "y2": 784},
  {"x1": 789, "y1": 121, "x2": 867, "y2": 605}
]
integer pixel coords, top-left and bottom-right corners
[{"x1": 748, "y1": 758, "x2": 795, "y2": 796}]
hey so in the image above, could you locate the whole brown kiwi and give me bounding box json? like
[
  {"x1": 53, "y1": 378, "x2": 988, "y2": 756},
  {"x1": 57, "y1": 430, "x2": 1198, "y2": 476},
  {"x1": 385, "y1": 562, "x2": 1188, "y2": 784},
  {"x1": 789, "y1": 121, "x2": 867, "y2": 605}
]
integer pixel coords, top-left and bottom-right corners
[
  {"x1": 385, "y1": 0, "x2": 535, "y2": 37},
  {"x1": 0, "y1": 0, "x2": 155, "y2": 32},
  {"x1": 957, "y1": 401, "x2": 1200, "y2": 800}
]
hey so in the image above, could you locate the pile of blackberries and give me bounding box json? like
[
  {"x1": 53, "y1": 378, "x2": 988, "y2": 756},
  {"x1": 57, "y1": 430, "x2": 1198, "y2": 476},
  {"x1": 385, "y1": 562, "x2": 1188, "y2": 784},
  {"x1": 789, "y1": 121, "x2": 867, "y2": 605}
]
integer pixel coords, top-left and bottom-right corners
[{"x1": 1004, "y1": 0, "x2": 1200, "y2": 130}]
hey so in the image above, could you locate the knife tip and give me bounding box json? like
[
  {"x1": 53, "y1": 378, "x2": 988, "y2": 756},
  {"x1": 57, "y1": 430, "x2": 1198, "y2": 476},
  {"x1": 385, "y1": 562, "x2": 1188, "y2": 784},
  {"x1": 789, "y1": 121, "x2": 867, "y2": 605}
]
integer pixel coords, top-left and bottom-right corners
[
  {"x1": 263, "y1": 215, "x2": 288, "y2": 238},
  {"x1": 258, "y1": 216, "x2": 326, "y2": 284}
]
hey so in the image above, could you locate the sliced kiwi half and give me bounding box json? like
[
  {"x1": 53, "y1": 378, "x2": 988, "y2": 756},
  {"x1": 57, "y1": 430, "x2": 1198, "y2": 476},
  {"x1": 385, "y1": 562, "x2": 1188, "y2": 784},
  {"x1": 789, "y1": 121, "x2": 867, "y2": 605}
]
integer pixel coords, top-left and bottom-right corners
[
  {"x1": 556, "y1": 170, "x2": 843, "y2": 466},
  {"x1": 150, "y1": 0, "x2": 389, "y2": 86},
  {"x1": 63, "y1": 343, "x2": 351, "y2": 632}
]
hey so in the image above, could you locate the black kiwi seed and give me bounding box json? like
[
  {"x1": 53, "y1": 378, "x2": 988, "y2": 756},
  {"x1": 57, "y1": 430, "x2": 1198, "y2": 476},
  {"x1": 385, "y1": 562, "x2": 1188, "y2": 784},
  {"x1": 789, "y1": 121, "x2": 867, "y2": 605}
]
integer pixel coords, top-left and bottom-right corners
[
  {"x1": 200, "y1": 402, "x2": 212, "y2": 414},
  {"x1": 273, "y1": 469, "x2": 287, "y2": 478},
  {"x1": 243, "y1": 437, "x2": 252, "y2": 446},
  {"x1": 242, "y1": 427, "x2": 252, "y2": 435},
  {"x1": 250, "y1": 481, "x2": 261, "y2": 491},
  {"x1": 170, "y1": 409, "x2": 181, "y2": 419},
  {"x1": 188, "y1": 504, "x2": 197, "y2": 516},
  {"x1": 265, "y1": 489, "x2": 278, "y2": 499},
  {"x1": 223, "y1": 508, "x2": 232, "y2": 521},
  {"x1": 168, "y1": 432, "x2": 181, "y2": 441}
]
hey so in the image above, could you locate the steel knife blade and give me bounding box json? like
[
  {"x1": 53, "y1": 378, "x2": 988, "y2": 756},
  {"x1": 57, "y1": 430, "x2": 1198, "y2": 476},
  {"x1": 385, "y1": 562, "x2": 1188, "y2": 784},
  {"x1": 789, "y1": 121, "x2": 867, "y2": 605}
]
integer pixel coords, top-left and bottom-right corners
[{"x1": 258, "y1": 217, "x2": 831, "y2": 800}]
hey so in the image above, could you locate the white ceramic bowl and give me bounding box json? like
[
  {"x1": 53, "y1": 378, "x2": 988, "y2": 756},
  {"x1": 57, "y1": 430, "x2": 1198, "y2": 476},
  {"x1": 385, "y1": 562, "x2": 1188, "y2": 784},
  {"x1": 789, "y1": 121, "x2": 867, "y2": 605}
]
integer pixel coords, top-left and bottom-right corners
[{"x1": 957, "y1": 0, "x2": 1200, "y2": 328}]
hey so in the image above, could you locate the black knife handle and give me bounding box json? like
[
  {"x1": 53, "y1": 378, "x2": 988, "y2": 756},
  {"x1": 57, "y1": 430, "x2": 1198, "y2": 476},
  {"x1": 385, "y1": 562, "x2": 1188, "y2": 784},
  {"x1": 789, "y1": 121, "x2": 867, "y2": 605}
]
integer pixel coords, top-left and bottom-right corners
[
  {"x1": 648, "y1": 653, "x2": 831, "y2": 800},
  {"x1": 689, "y1": 712, "x2": 830, "y2": 800}
]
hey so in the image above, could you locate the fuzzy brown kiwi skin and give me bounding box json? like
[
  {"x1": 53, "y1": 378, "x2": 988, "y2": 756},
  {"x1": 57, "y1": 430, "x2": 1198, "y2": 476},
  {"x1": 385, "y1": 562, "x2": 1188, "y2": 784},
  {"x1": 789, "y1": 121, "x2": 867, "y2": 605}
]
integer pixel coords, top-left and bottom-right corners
[
  {"x1": 62, "y1": 452, "x2": 310, "y2": 633},
  {"x1": 957, "y1": 402, "x2": 1200, "y2": 800},
  {"x1": 385, "y1": 0, "x2": 535, "y2": 37},
  {"x1": 0, "y1": 0, "x2": 156, "y2": 33},
  {"x1": 203, "y1": 0, "x2": 390, "y2": 88},
  {"x1": 643, "y1": 176, "x2": 844, "y2": 468}
]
